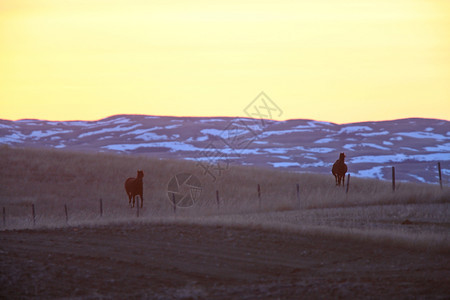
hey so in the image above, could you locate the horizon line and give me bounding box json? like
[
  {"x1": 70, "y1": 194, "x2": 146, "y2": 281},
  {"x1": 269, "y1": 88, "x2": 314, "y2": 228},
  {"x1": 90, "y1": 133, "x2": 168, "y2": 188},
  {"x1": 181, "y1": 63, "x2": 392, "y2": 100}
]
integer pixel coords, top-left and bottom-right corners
[{"x1": 1, "y1": 113, "x2": 449, "y2": 125}]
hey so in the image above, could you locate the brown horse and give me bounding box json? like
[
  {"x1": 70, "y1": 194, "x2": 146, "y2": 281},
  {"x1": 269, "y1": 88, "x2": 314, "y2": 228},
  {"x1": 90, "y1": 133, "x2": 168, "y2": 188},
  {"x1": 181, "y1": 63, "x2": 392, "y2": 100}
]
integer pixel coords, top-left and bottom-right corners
[
  {"x1": 332, "y1": 153, "x2": 348, "y2": 186},
  {"x1": 125, "y1": 170, "x2": 144, "y2": 208}
]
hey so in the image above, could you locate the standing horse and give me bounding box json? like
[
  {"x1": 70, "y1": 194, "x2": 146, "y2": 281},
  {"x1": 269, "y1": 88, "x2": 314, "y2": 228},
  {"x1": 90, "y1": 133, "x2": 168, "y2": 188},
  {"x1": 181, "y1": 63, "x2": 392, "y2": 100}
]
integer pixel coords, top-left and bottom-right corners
[
  {"x1": 125, "y1": 170, "x2": 144, "y2": 208},
  {"x1": 332, "y1": 153, "x2": 348, "y2": 186}
]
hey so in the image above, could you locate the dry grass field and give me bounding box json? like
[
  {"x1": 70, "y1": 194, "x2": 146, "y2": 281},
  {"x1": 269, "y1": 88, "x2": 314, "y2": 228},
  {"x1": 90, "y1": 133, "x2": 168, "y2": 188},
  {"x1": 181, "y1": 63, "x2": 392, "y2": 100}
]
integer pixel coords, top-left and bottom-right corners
[{"x1": 0, "y1": 145, "x2": 449, "y2": 298}]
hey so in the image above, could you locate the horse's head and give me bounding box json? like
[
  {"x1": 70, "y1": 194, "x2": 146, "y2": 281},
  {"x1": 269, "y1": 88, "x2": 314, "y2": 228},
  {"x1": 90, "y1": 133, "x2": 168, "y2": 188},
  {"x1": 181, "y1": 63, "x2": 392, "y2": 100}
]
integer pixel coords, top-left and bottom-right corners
[
  {"x1": 137, "y1": 170, "x2": 144, "y2": 179},
  {"x1": 339, "y1": 152, "x2": 346, "y2": 161}
]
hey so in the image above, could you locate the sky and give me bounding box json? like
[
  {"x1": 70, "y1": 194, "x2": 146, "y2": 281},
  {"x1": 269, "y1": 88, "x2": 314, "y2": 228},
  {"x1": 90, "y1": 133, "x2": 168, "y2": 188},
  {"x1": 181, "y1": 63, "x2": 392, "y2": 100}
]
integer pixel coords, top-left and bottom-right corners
[{"x1": 1, "y1": 0, "x2": 449, "y2": 124}]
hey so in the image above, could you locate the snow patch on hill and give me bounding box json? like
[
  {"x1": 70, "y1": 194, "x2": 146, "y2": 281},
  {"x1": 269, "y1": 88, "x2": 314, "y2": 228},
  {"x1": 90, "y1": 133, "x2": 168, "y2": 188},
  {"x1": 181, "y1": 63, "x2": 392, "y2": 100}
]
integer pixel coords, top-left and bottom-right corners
[{"x1": 78, "y1": 124, "x2": 141, "y2": 138}]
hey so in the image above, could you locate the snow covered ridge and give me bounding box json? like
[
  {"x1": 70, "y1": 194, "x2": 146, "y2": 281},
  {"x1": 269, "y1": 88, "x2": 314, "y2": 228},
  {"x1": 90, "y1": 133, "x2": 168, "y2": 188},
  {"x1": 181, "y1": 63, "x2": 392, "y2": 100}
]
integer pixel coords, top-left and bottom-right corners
[{"x1": 0, "y1": 115, "x2": 449, "y2": 184}]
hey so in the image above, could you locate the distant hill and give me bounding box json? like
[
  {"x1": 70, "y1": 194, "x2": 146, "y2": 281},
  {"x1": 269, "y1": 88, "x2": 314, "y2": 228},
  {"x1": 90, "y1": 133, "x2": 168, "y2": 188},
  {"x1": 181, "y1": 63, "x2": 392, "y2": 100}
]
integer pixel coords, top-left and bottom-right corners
[{"x1": 0, "y1": 115, "x2": 448, "y2": 184}]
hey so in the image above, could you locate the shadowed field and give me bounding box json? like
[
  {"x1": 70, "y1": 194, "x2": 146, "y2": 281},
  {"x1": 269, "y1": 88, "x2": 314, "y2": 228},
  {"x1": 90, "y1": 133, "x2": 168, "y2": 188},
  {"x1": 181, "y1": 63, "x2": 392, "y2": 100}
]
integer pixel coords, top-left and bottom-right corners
[
  {"x1": 0, "y1": 146, "x2": 449, "y2": 298},
  {"x1": 1, "y1": 223, "x2": 449, "y2": 299}
]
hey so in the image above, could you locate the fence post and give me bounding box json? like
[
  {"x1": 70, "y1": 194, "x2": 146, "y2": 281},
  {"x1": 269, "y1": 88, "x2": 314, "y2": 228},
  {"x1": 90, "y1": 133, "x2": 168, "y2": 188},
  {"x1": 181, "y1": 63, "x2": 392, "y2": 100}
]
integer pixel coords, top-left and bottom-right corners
[
  {"x1": 216, "y1": 190, "x2": 220, "y2": 210},
  {"x1": 172, "y1": 193, "x2": 176, "y2": 214},
  {"x1": 346, "y1": 174, "x2": 350, "y2": 194},
  {"x1": 296, "y1": 183, "x2": 300, "y2": 205},
  {"x1": 2, "y1": 207, "x2": 5, "y2": 227},
  {"x1": 99, "y1": 198, "x2": 103, "y2": 217},
  {"x1": 136, "y1": 199, "x2": 140, "y2": 218},
  {"x1": 392, "y1": 167, "x2": 396, "y2": 192},
  {"x1": 257, "y1": 184, "x2": 261, "y2": 209},
  {"x1": 32, "y1": 204, "x2": 36, "y2": 226},
  {"x1": 438, "y1": 162, "x2": 443, "y2": 189},
  {"x1": 64, "y1": 204, "x2": 68, "y2": 224}
]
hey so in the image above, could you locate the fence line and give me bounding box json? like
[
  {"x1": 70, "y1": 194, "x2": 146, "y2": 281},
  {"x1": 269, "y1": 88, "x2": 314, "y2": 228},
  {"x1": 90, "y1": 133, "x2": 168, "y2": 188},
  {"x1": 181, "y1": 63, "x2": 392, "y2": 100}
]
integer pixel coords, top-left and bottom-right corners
[
  {"x1": 1, "y1": 163, "x2": 446, "y2": 229},
  {"x1": 257, "y1": 184, "x2": 261, "y2": 209},
  {"x1": 31, "y1": 204, "x2": 36, "y2": 226},
  {"x1": 346, "y1": 174, "x2": 350, "y2": 194},
  {"x1": 172, "y1": 193, "x2": 176, "y2": 214},
  {"x1": 64, "y1": 204, "x2": 68, "y2": 224},
  {"x1": 136, "y1": 199, "x2": 140, "y2": 218},
  {"x1": 392, "y1": 167, "x2": 396, "y2": 192},
  {"x1": 216, "y1": 190, "x2": 220, "y2": 210}
]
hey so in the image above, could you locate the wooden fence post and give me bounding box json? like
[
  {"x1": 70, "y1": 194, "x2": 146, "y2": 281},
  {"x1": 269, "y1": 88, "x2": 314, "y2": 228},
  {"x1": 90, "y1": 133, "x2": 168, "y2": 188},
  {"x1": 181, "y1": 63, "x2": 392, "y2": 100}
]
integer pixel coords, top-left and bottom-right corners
[
  {"x1": 438, "y1": 162, "x2": 442, "y2": 189},
  {"x1": 64, "y1": 204, "x2": 68, "y2": 224},
  {"x1": 32, "y1": 204, "x2": 36, "y2": 226},
  {"x1": 346, "y1": 174, "x2": 350, "y2": 194},
  {"x1": 172, "y1": 193, "x2": 176, "y2": 214},
  {"x1": 257, "y1": 184, "x2": 261, "y2": 209},
  {"x1": 216, "y1": 190, "x2": 220, "y2": 210},
  {"x1": 2, "y1": 207, "x2": 5, "y2": 227},
  {"x1": 296, "y1": 183, "x2": 300, "y2": 204},
  {"x1": 392, "y1": 167, "x2": 396, "y2": 192},
  {"x1": 99, "y1": 198, "x2": 103, "y2": 217},
  {"x1": 136, "y1": 199, "x2": 140, "y2": 217}
]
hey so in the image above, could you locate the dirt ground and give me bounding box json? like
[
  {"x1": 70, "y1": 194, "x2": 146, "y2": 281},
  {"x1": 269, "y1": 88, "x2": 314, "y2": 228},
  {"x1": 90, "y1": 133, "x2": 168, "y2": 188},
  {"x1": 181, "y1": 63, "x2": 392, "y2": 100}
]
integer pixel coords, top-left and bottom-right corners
[{"x1": 1, "y1": 223, "x2": 449, "y2": 299}]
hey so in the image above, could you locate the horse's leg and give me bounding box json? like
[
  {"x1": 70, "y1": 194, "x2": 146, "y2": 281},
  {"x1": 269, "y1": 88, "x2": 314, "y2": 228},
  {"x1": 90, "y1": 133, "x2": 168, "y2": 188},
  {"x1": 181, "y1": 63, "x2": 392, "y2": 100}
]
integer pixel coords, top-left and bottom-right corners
[
  {"x1": 132, "y1": 195, "x2": 135, "y2": 208},
  {"x1": 140, "y1": 194, "x2": 143, "y2": 208},
  {"x1": 128, "y1": 193, "x2": 132, "y2": 206},
  {"x1": 342, "y1": 174, "x2": 345, "y2": 187}
]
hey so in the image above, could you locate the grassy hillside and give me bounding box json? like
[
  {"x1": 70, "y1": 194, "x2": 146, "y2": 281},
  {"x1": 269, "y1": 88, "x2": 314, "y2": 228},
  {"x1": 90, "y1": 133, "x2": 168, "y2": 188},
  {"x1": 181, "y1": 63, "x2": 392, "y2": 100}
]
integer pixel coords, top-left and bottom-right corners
[{"x1": 0, "y1": 145, "x2": 448, "y2": 249}]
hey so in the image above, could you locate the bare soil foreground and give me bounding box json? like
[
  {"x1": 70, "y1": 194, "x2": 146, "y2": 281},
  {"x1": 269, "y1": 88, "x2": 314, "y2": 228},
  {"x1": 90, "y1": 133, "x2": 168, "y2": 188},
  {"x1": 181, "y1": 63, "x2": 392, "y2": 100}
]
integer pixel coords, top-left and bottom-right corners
[{"x1": 1, "y1": 223, "x2": 449, "y2": 299}]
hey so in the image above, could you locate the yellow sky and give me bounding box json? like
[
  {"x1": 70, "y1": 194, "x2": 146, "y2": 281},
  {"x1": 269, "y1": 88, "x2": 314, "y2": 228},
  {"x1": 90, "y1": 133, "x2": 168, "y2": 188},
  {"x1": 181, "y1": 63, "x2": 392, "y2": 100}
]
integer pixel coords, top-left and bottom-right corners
[{"x1": 1, "y1": 0, "x2": 449, "y2": 123}]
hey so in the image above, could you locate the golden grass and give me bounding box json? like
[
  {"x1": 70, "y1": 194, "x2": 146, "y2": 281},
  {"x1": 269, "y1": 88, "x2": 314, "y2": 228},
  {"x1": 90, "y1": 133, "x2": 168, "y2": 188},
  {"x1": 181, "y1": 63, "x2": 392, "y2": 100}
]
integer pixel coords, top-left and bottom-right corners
[{"x1": 0, "y1": 145, "x2": 448, "y2": 250}]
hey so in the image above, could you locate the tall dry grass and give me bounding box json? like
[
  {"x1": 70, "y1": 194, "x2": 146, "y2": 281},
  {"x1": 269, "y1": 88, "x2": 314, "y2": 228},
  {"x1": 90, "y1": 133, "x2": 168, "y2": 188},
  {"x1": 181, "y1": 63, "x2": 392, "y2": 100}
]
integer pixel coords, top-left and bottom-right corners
[{"x1": 0, "y1": 145, "x2": 448, "y2": 250}]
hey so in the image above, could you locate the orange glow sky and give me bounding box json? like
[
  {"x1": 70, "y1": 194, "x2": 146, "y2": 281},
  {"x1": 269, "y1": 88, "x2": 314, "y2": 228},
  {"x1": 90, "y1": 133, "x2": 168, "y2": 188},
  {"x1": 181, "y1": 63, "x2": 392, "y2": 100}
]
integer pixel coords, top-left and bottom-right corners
[{"x1": 1, "y1": 0, "x2": 449, "y2": 123}]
